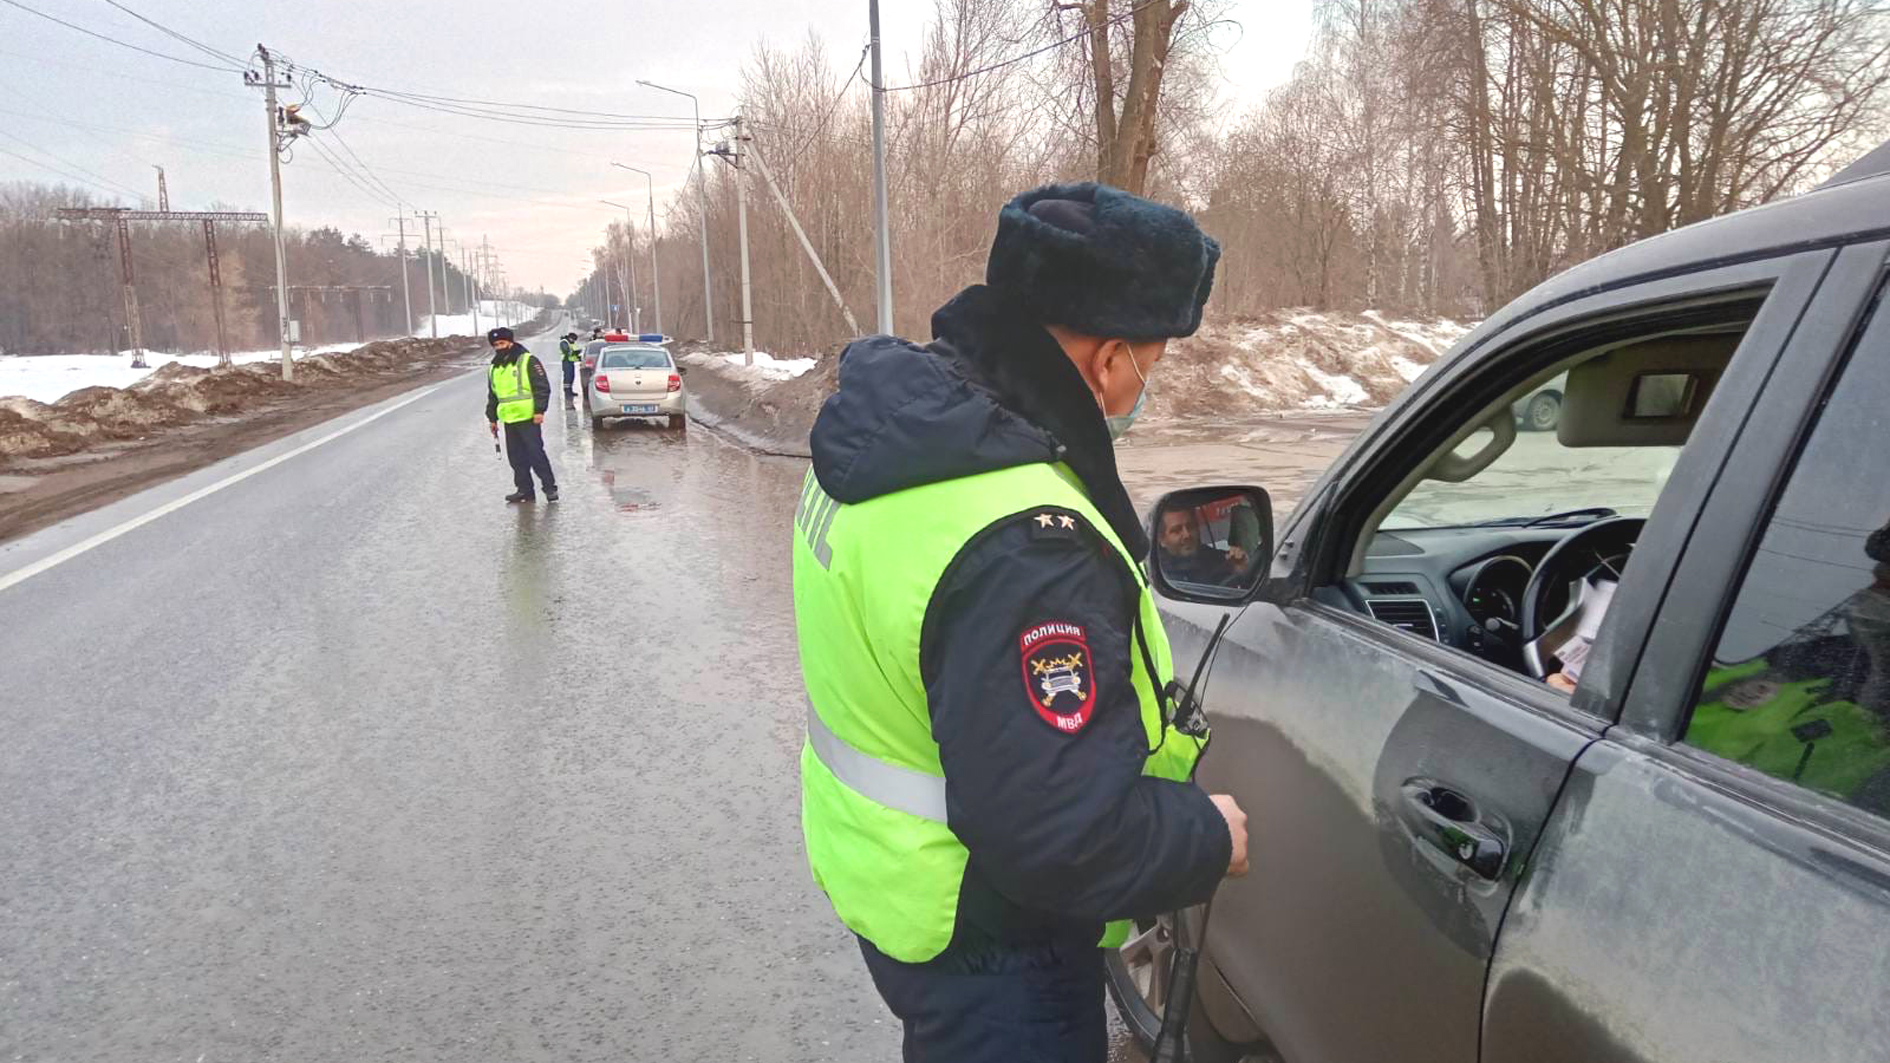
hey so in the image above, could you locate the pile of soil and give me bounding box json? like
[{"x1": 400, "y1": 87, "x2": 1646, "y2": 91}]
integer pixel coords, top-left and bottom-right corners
[
  {"x1": 675, "y1": 309, "x2": 1472, "y2": 458},
  {"x1": 1148, "y1": 310, "x2": 1471, "y2": 420},
  {"x1": 0, "y1": 336, "x2": 480, "y2": 467},
  {"x1": 680, "y1": 346, "x2": 840, "y2": 457}
]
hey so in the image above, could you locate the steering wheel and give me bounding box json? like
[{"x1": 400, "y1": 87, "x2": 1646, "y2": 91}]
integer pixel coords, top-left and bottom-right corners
[{"x1": 1519, "y1": 517, "x2": 1645, "y2": 679}]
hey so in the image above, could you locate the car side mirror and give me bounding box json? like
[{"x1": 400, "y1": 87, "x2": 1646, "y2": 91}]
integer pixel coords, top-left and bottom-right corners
[{"x1": 1149, "y1": 486, "x2": 1272, "y2": 603}]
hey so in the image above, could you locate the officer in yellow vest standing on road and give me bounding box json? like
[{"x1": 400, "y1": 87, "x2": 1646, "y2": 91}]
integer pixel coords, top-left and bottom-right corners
[
  {"x1": 792, "y1": 183, "x2": 1248, "y2": 1061},
  {"x1": 558, "y1": 331, "x2": 584, "y2": 402},
  {"x1": 485, "y1": 326, "x2": 558, "y2": 503}
]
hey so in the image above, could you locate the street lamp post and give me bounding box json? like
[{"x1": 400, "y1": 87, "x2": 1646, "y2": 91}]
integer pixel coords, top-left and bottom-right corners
[
  {"x1": 638, "y1": 80, "x2": 713, "y2": 345},
  {"x1": 612, "y1": 162, "x2": 663, "y2": 335}
]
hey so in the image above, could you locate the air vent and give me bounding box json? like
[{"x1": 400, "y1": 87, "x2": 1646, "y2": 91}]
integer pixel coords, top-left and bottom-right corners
[
  {"x1": 1364, "y1": 580, "x2": 1421, "y2": 596},
  {"x1": 1366, "y1": 599, "x2": 1439, "y2": 640}
]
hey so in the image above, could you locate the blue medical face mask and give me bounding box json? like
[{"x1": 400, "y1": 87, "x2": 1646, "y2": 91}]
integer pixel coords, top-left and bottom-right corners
[{"x1": 1102, "y1": 344, "x2": 1150, "y2": 440}]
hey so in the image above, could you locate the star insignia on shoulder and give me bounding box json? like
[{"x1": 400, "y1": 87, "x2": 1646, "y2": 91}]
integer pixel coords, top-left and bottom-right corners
[{"x1": 1028, "y1": 509, "x2": 1082, "y2": 542}]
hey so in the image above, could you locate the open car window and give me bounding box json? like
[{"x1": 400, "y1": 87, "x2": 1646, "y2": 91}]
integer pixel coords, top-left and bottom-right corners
[{"x1": 1379, "y1": 329, "x2": 1737, "y2": 532}]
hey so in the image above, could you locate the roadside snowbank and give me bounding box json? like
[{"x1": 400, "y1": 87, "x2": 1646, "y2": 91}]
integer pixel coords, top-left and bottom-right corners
[{"x1": 0, "y1": 344, "x2": 360, "y2": 405}]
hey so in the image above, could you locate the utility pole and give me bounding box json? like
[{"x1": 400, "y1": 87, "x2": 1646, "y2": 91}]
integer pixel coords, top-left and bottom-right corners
[
  {"x1": 249, "y1": 46, "x2": 296, "y2": 381},
  {"x1": 202, "y1": 220, "x2": 228, "y2": 364},
  {"x1": 461, "y1": 246, "x2": 479, "y2": 336},
  {"x1": 639, "y1": 79, "x2": 712, "y2": 343},
  {"x1": 747, "y1": 137, "x2": 859, "y2": 336},
  {"x1": 416, "y1": 210, "x2": 439, "y2": 338},
  {"x1": 154, "y1": 165, "x2": 169, "y2": 211},
  {"x1": 706, "y1": 126, "x2": 748, "y2": 359},
  {"x1": 114, "y1": 214, "x2": 143, "y2": 367},
  {"x1": 390, "y1": 214, "x2": 413, "y2": 335},
  {"x1": 728, "y1": 121, "x2": 754, "y2": 360},
  {"x1": 434, "y1": 221, "x2": 454, "y2": 319},
  {"x1": 868, "y1": 0, "x2": 895, "y2": 334},
  {"x1": 482, "y1": 235, "x2": 495, "y2": 325},
  {"x1": 613, "y1": 162, "x2": 664, "y2": 334}
]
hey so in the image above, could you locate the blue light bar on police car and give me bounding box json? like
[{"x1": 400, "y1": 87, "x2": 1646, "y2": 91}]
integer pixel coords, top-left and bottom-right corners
[{"x1": 638, "y1": 334, "x2": 668, "y2": 344}]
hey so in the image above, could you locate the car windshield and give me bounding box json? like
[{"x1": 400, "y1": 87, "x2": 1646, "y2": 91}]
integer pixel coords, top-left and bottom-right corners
[
  {"x1": 1384, "y1": 434, "x2": 1682, "y2": 529},
  {"x1": 599, "y1": 347, "x2": 669, "y2": 369}
]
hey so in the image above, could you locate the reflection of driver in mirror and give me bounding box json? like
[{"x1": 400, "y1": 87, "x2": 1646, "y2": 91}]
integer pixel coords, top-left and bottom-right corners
[{"x1": 1157, "y1": 507, "x2": 1249, "y2": 587}]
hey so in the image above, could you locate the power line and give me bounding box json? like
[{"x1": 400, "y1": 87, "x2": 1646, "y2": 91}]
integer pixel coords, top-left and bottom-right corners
[
  {"x1": 0, "y1": 0, "x2": 241, "y2": 72},
  {"x1": 0, "y1": 126, "x2": 144, "y2": 197},
  {"x1": 878, "y1": 0, "x2": 1163, "y2": 92},
  {"x1": 300, "y1": 95, "x2": 406, "y2": 206},
  {"x1": 0, "y1": 142, "x2": 127, "y2": 197},
  {"x1": 300, "y1": 135, "x2": 400, "y2": 210},
  {"x1": 95, "y1": 0, "x2": 249, "y2": 69},
  {"x1": 781, "y1": 42, "x2": 871, "y2": 172},
  {"x1": 0, "y1": 104, "x2": 255, "y2": 159},
  {"x1": 0, "y1": 48, "x2": 694, "y2": 169},
  {"x1": 264, "y1": 52, "x2": 713, "y2": 130}
]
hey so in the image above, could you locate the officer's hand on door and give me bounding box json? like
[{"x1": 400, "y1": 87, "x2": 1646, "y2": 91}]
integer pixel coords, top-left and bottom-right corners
[
  {"x1": 533, "y1": 414, "x2": 545, "y2": 425},
  {"x1": 1211, "y1": 794, "x2": 1250, "y2": 877}
]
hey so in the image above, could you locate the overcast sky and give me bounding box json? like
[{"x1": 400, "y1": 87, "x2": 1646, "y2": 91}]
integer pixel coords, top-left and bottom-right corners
[{"x1": 0, "y1": 0, "x2": 1312, "y2": 293}]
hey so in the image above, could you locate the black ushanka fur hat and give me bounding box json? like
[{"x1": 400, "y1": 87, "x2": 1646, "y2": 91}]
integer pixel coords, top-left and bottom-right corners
[{"x1": 985, "y1": 182, "x2": 1220, "y2": 341}]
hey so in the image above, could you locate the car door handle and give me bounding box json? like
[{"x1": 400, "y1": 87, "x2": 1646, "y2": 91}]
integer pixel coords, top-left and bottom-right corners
[{"x1": 1400, "y1": 782, "x2": 1508, "y2": 880}]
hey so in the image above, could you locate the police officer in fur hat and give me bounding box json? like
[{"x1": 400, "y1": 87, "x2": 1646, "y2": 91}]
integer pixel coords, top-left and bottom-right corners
[{"x1": 791, "y1": 183, "x2": 1249, "y2": 1061}]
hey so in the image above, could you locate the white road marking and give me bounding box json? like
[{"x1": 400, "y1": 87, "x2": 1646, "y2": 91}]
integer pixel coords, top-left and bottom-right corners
[{"x1": 0, "y1": 382, "x2": 447, "y2": 595}]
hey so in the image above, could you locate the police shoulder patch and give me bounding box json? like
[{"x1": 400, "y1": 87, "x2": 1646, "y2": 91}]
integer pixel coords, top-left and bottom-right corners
[{"x1": 1020, "y1": 620, "x2": 1097, "y2": 734}]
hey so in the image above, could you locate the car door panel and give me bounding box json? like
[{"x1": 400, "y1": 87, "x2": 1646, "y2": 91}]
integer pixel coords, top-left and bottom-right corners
[
  {"x1": 1483, "y1": 247, "x2": 1890, "y2": 1063},
  {"x1": 1179, "y1": 254, "x2": 1841, "y2": 1062},
  {"x1": 1484, "y1": 740, "x2": 1890, "y2": 1063},
  {"x1": 1192, "y1": 600, "x2": 1596, "y2": 1063}
]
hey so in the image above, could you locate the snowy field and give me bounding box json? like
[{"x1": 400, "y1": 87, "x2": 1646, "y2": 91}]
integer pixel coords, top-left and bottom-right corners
[
  {"x1": 412, "y1": 299, "x2": 538, "y2": 339},
  {"x1": 0, "y1": 344, "x2": 360, "y2": 405}
]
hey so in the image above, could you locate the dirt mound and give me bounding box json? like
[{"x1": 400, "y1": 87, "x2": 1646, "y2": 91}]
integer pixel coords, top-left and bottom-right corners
[
  {"x1": 53, "y1": 385, "x2": 194, "y2": 437},
  {"x1": 0, "y1": 336, "x2": 483, "y2": 468},
  {"x1": 680, "y1": 345, "x2": 841, "y2": 456},
  {"x1": 1153, "y1": 311, "x2": 1470, "y2": 418},
  {"x1": 0, "y1": 404, "x2": 86, "y2": 458}
]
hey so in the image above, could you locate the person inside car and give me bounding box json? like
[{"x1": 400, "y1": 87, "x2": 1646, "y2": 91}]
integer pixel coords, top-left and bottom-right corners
[{"x1": 1156, "y1": 507, "x2": 1239, "y2": 586}]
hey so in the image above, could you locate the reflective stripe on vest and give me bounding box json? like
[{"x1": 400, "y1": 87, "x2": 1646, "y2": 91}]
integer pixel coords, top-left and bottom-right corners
[
  {"x1": 491, "y1": 354, "x2": 535, "y2": 423},
  {"x1": 806, "y1": 698, "x2": 947, "y2": 823}
]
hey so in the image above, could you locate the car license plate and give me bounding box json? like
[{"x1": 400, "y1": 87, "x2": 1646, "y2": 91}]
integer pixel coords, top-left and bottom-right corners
[{"x1": 623, "y1": 404, "x2": 659, "y2": 415}]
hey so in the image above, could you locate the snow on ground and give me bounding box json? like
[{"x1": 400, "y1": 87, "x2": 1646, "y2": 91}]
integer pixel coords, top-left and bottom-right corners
[
  {"x1": 413, "y1": 299, "x2": 538, "y2": 339},
  {"x1": 0, "y1": 344, "x2": 358, "y2": 405},
  {"x1": 714, "y1": 351, "x2": 816, "y2": 381}
]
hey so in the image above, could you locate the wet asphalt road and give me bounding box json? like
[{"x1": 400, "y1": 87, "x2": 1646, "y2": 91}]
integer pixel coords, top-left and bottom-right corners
[{"x1": 0, "y1": 316, "x2": 903, "y2": 1061}]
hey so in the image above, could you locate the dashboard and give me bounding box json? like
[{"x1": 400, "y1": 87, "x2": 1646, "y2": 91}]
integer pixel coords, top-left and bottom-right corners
[{"x1": 1322, "y1": 525, "x2": 1588, "y2": 669}]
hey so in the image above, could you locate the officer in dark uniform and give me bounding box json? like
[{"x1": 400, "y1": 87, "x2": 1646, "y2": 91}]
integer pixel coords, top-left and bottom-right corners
[
  {"x1": 794, "y1": 183, "x2": 1247, "y2": 1061},
  {"x1": 484, "y1": 326, "x2": 557, "y2": 503}
]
